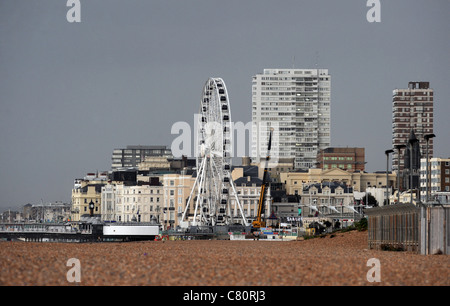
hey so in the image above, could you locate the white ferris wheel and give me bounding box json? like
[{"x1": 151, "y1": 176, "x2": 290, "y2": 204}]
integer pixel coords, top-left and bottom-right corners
[{"x1": 181, "y1": 78, "x2": 248, "y2": 227}]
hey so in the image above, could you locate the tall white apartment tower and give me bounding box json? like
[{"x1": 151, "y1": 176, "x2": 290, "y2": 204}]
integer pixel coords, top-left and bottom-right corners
[{"x1": 251, "y1": 68, "x2": 331, "y2": 169}]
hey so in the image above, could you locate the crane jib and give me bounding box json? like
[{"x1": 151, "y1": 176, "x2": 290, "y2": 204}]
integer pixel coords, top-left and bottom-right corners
[{"x1": 253, "y1": 129, "x2": 272, "y2": 229}]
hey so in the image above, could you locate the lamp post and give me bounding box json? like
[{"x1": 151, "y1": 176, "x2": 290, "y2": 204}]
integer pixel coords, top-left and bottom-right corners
[
  {"x1": 89, "y1": 200, "x2": 94, "y2": 217},
  {"x1": 408, "y1": 137, "x2": 419, "y2": 205},
  {"x1": 394, "y1": 144, "x2": 406, "y2": 204},
  {"x1": 424, "y1": 133, "x2": 436, "y2": 203},
  {"x1": 385, "y1": 149, "x2": 394, "y2": 205}
]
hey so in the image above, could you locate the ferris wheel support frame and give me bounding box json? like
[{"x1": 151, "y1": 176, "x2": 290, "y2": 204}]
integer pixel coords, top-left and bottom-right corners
[{"x1": 180, "y1": 77, "x2": 249, "y2": 228}]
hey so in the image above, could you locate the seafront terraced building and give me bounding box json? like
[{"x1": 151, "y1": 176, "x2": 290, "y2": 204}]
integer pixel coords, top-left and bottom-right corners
[
  {"x1": 281, "y1": 168, "x2": 397, "y2": 197},
  {"x1": 71, "y1": 173, "x2": 108, "y2": 222}
]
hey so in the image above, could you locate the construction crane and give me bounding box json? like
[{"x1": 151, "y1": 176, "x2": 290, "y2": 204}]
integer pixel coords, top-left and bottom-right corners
[{"x1": 252, "y1": 128, "x2": 273, "y2": 230}]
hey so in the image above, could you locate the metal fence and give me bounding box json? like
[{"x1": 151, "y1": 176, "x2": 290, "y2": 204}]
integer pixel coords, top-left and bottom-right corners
[
  {"x1": 366, "y1": 203, "x2": 420, "y2": 252},
  {"x1": 366, "y1": 203, "x2": 450, "y2": 254},
  {"x1": 420, "y1": 204, "x2": 450, "y2": 255}
]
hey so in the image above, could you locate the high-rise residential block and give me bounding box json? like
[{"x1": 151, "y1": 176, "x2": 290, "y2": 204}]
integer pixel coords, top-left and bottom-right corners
[
  {"x1": 392, "y1": 82, "x2": 434, "y2": 172},
  {"x1": 251, "y1": 68, "x2": 331, "y2": 169}
]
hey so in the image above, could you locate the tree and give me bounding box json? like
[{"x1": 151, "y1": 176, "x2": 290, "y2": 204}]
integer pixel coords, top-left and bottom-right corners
[
  {"x1": 355, "y1": 218, "x2": 368, "y2": 231},
  {"x1": 334, "y1": 220, "x2": 341, "y2": 230},
  {"x1": 323, "y1": 220, "x2": 332, "y2": 228},
  {"x1": 366, "y1": 193, "x2": 378, "y2": 207}
]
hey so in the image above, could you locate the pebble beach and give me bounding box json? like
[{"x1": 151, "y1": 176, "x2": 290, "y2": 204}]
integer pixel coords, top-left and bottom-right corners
[{"x1": 1, "y1": 230, "x2": 448, "y2": 286}]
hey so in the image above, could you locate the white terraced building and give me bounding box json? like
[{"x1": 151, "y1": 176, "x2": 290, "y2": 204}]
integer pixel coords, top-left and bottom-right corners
[
  {"x1": 101, "y1": 184, "x2": 164, "y2": 223},
  {"x1": 251, "y1": 68, "x2": 331, "y2": 170}
]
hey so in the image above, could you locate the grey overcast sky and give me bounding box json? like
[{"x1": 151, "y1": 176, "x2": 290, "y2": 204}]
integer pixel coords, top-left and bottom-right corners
[{"x1": 0, "y1": 0, "x2": 449, "y2": 210}]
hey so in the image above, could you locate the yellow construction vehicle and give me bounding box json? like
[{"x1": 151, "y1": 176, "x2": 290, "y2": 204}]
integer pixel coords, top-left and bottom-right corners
[{"x1": 252, "y1": 128, "x2": 273, "y2": 230}]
